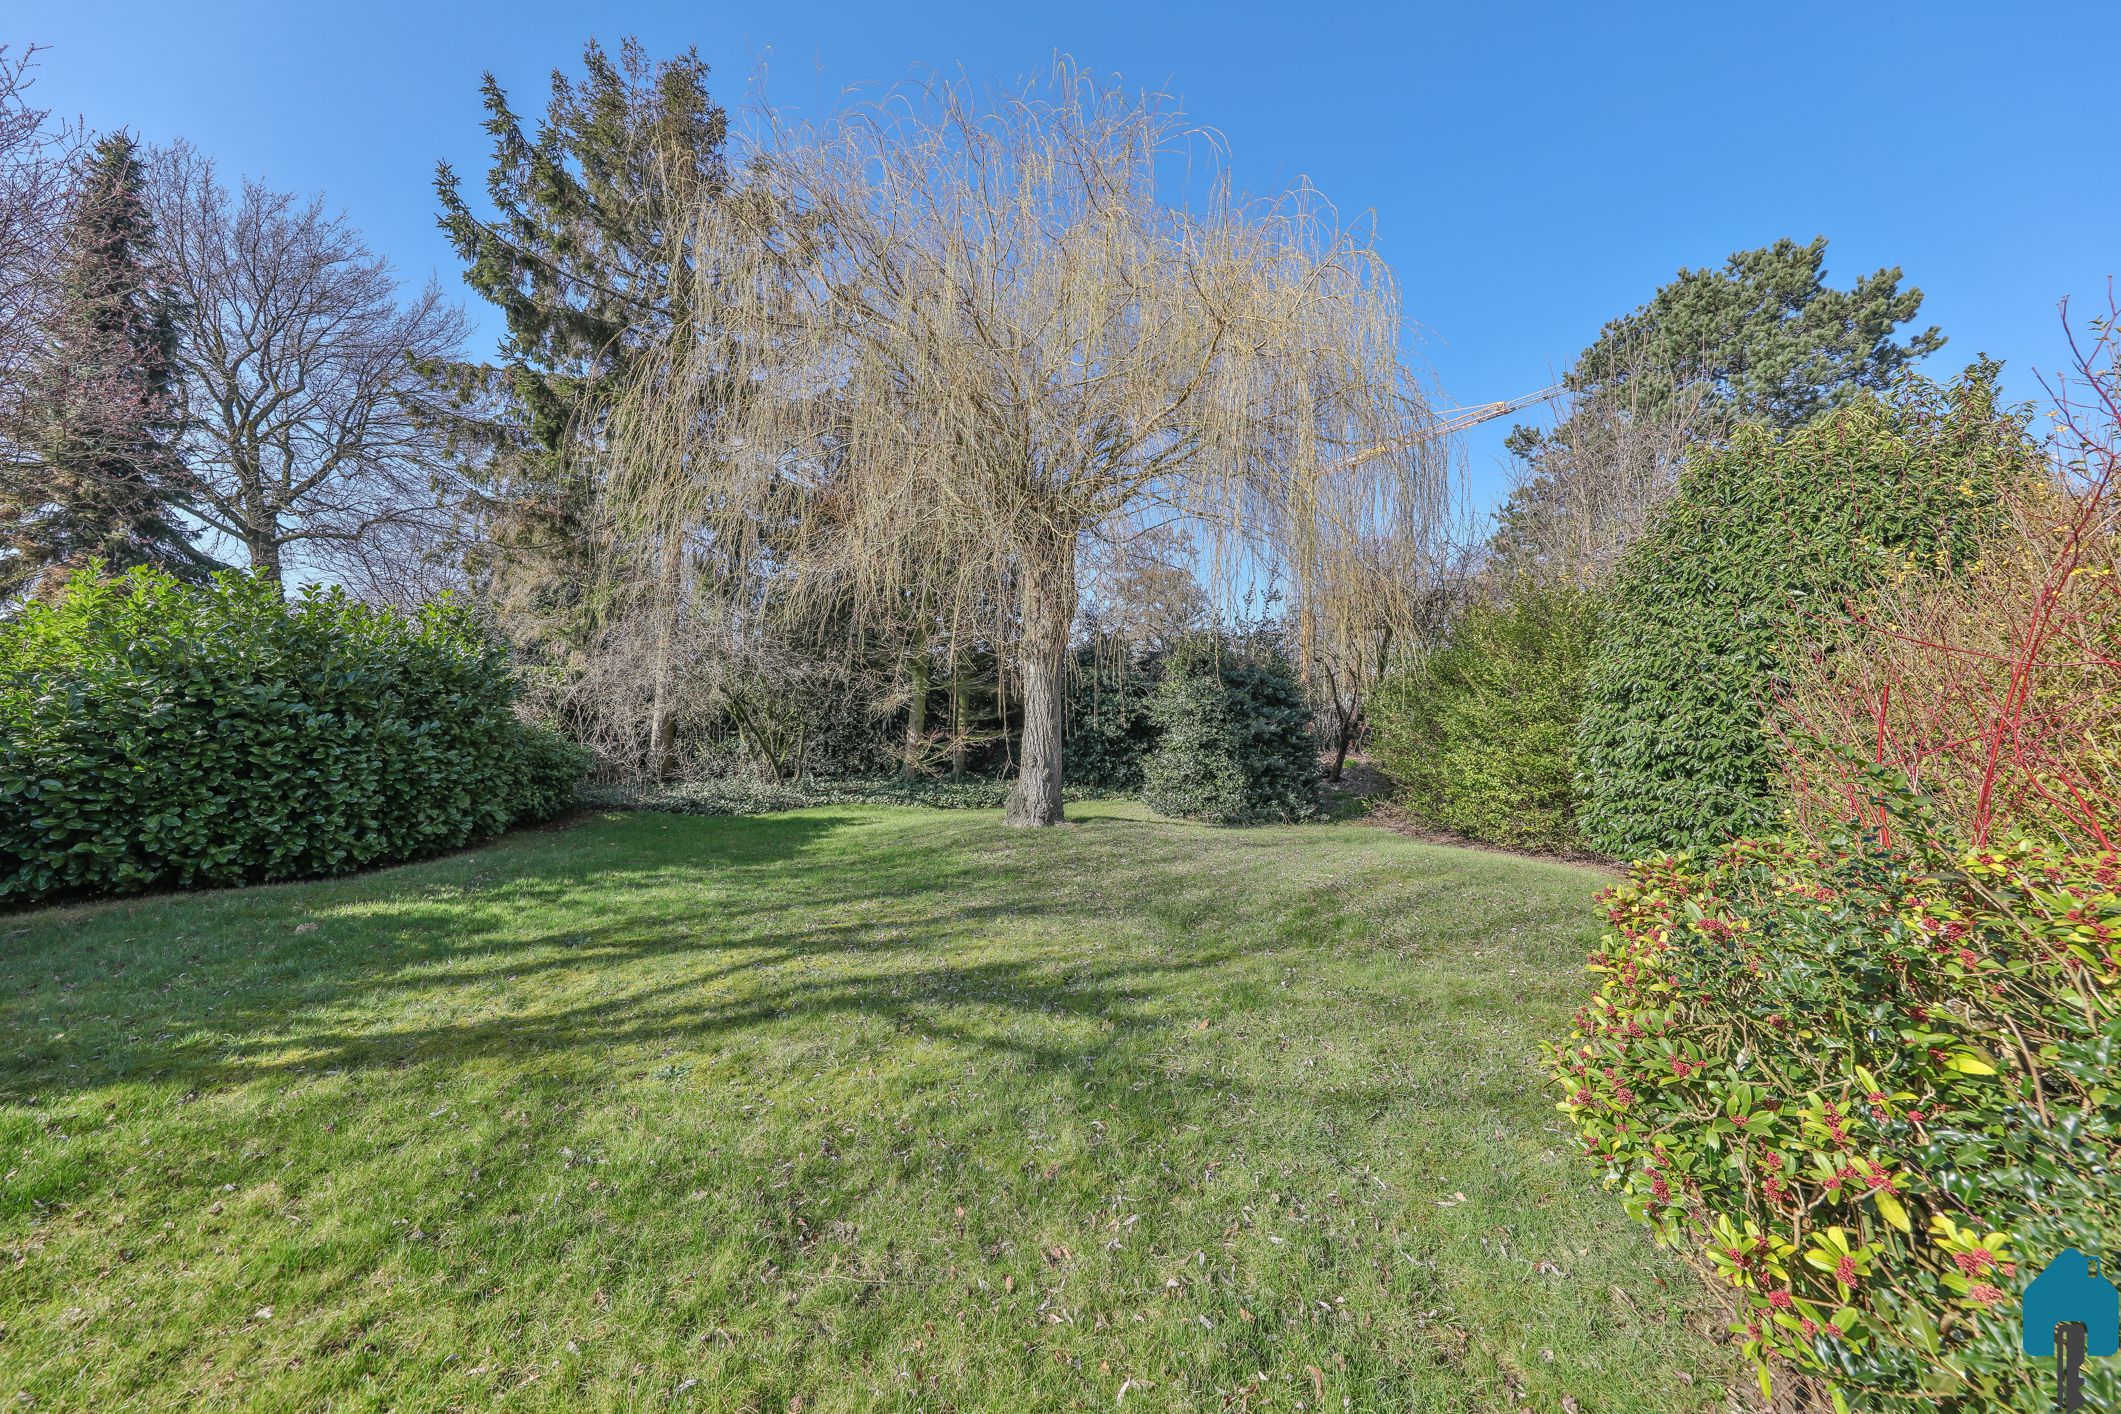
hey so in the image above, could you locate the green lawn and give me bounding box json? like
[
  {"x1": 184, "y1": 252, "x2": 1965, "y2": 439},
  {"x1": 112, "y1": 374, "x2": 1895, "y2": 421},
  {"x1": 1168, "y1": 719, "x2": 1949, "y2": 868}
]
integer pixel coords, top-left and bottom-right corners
[{"x1": 1, "y1": 802, "x2": 1735, "y2": 1411}]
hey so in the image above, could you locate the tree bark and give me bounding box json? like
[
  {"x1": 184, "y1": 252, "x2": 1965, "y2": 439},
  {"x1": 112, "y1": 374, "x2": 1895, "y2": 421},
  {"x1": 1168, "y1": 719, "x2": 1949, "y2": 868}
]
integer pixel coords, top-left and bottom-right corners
[
  {"x1": 901, "y1": 651, "x2": 930, "y2": 777},
  {"x1": 646, "y1": 528, "x2": 682, "y2": 782},
  {"x1": 1005, "y1": 536, "x2": 1075, "y2": 827},
  {"x1": 246, "y1": 533, "x2": 284, "y2": 589},
  {"x1": 949, "y1": 656, "x2": 969, "y2": 777}
]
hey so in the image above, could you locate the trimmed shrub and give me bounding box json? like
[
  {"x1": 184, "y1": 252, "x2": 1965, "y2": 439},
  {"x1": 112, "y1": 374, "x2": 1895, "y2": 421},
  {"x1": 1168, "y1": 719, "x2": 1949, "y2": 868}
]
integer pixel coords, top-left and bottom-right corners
[
  {"x1": 1368, "y1": 584, "x2": 1600, "y2": 851},
  {"x1": 1548, "y1": 797, "x2": 2121, "y2": 1410},
  {"x1": 1, "y1": 565, "x2": 584, "y2": 904},
  {"x1": 1577, "y1": 368, "x2": 2032, "y2": 857},
  {"x1": 1141, "y1": 635, "x2": 1319, "y2": 824}
]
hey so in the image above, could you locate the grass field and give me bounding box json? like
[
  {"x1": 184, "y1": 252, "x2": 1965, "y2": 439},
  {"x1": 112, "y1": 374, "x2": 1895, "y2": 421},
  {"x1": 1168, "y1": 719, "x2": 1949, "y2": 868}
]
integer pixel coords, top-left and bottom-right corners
[{"x1": 1, "y1": 802, "x2": 1735, "y2": 1411}]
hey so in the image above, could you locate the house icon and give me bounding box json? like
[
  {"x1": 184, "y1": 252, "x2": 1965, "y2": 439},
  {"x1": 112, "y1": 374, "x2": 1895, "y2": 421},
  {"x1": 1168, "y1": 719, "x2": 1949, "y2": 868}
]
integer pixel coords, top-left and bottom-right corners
[{"x1": 2023, "y1": 1248, "x2": 2120, "y2": 1358}]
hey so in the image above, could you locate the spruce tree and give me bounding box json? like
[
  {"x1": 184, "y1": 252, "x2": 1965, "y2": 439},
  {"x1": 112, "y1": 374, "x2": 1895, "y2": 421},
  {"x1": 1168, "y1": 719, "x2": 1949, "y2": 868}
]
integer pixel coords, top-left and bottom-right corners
[
  {"x1": 429, "y1": 38, "x2": 728, "y2": 653},
  {"x1": 0, "y1": 132, "x2": 211, "y2": 599}
]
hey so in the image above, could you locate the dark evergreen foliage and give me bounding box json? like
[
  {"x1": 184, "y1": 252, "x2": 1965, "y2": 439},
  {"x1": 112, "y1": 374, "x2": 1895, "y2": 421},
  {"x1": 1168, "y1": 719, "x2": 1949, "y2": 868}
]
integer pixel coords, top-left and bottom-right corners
[
  {"x1": 1576, "y1": 366, "x2": 2033, "y2": 856},
  {"x1": 429, "y1": 38, "x2": 728, "y2": 649},
  {"x1": 0, "y1": 564, "x2": 584, "y2": 904},
  {"x1": 0, "y1": 133, "x2": 213, "y2": 599},
  {"x1": 1141, "y1": 634, "x2": 1320, "y2": 824},
  {"x1": 1063, "y1": 642, "x2": 1159, "y2": 790}
]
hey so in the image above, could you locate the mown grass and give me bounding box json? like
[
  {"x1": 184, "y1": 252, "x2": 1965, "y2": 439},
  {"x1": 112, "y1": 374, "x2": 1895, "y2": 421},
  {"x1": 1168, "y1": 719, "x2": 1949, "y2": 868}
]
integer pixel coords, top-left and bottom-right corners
[{"x1": 1, "y1": 802, "x2": 1735, "y2": 1411}]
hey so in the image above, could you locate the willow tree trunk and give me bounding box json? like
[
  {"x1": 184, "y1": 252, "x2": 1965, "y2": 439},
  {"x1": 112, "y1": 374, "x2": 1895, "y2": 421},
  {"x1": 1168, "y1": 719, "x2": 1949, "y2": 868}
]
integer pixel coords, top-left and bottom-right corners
[
  {"x1": 1329, "y1": 727, "x2": 1352, "y2": 782},
  {"x1": 901, "y1": 652, "x2": 930, "y2": 777},
  {"x1": 1004, "y1": 536, "x2": 1075, "y2": 827},
  {"x1": 646, "y1": 528, "x2": 683, "y2": 782}
]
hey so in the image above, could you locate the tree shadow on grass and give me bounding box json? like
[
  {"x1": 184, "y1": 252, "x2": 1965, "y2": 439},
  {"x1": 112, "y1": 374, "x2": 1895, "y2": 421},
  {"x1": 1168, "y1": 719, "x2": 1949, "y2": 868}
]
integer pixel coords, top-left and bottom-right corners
[{"x1": 0, "y1": 810, "x2": 1295, "y2": 1111}]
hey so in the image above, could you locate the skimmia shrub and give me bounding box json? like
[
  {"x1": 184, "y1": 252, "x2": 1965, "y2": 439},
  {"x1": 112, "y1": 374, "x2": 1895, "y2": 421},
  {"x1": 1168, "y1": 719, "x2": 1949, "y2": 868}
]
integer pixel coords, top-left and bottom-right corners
[
  {"x1": 1547, "y1": 795, "x2": 2121, "y2": 1410},
  {"x1": 0, "y1": 565, "x2": 585, "y2": 904}
]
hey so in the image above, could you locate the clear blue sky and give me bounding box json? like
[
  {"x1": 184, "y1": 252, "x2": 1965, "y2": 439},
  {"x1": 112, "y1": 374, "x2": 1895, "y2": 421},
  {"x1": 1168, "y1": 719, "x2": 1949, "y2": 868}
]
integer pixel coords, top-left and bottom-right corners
[{"x1": 14, "y1": 0, "x2": 2118, "y2": 511}]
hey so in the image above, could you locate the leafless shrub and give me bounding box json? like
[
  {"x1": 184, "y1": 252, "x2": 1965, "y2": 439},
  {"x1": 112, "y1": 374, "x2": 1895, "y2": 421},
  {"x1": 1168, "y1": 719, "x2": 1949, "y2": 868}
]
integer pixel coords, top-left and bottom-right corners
[{"x1": 1490, "y1": 341, "x2": 1718, "y2": 589}]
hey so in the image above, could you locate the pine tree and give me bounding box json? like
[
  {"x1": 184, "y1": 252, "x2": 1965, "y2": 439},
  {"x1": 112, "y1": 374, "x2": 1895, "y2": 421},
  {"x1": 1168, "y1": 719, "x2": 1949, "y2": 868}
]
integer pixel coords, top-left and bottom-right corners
[
  {"x1": 1555, "y1": 236, "x2": 1945, "y2": 437},
  {"x1": 0, "y1": 132, "x2": 212, "y2": 599},
  {"x1": 1491, "y1": 238, "x2": 1946, "y2": 587}
]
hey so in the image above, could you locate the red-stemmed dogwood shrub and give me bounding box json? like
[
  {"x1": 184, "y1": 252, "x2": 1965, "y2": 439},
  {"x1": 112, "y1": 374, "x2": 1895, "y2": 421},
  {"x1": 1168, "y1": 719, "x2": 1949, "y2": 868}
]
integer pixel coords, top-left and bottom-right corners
[{"x1": 1785, "y1": 295, "x2": 2121, "y2": 853}]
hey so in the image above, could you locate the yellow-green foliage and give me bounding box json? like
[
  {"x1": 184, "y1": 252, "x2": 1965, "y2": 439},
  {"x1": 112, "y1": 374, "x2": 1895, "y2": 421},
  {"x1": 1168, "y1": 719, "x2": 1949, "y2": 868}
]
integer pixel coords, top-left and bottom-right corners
[
  {"x1": 1368, "y1": 584, "x2": 1600, "y2": 852},
  {"x1": 1550, "y1": 806, "x2": 2121, "y2": 1409}
]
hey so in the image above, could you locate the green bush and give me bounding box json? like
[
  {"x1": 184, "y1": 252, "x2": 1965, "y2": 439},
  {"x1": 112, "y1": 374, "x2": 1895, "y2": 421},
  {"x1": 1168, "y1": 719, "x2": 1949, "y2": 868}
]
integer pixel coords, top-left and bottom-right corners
[
  {"x1": 1064, "y1": 646, "x2": 1159, "y2": 790},
  {"x1": 1549, "y1": 796, "x2": 2121, "y2": 1409},
  {"x1": 0, "y1": 565, "x2": 584, "y2": 904},
  {"x1": 1576, "y1": 368, "x2": 2030, "y2": 857},
  {"x1": 1368, "y1": 584, "x2": 1600, "y2": 851},
  {"x1": 1140, "y1": 635, "x2": 1319, "y2": 824},
  {"x1": 506, "y1": 719, "x2": 594, "y2": 824}
]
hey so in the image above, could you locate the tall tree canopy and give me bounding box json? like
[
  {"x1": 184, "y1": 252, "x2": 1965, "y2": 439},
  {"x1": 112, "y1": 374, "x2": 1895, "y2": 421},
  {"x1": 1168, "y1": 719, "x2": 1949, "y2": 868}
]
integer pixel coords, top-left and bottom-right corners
[
  {"x1": 0, "y1": 45, "x2": 76, "y2": 435},
  {"x1": 1, "y1": 132, "x2": 212, "y2": 600},
  {"x1": 617, "y1": 65, "x2": 1443, "y2": 825},
  {"x1": 430, "y1": 37, "x2": 728, "y2": 649},
  {"x1": 1569, "y1": 235, "x2": 1945, "y2": 432},
  {"x1": 151, "y1": 142, "x2": 467, "y2": 588},
  {"x1": 1494, "y1": 237, "x2": 1946, "y2": 586}
]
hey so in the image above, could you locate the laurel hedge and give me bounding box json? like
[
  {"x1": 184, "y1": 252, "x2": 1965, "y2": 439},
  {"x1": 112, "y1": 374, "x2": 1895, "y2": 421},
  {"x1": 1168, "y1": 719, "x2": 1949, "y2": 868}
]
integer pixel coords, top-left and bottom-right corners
[
  {"x1": 1576, "y1": 369, "x2": 2032, "y2": 858},
  {"x1": 1, "y1": 565, "x2": 584, "y2": 904}
]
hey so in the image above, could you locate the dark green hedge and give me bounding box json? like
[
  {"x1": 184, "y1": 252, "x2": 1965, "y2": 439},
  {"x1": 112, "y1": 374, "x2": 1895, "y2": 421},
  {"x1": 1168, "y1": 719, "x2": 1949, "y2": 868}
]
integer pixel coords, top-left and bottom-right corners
[
  {"x1": 1368, "y1": 584, "x2": 1601, "y2": 852},
  {"x1": 1141, "y1": 635, "x2": 1319, "y2": 824},
  {"x1": 1577, "y1": 369, "x2": 2029, "y2": 857},
  {"x1": 1064, "y1": 648, "x2": 1159, "y2": 791},
  {"x1": 1, "y1": 566, "x2": 584, "y2": 904}
]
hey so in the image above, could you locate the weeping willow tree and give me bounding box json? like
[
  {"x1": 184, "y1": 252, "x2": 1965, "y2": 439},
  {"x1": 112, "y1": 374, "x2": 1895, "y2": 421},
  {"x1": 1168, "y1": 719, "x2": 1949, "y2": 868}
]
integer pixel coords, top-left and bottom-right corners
[
  {"x1": 1287, "y1": 464, "x2": 1473, "y2": 780},
  {"x1": 612, "y1": 63, "x2": 1445, "y2": 825}
]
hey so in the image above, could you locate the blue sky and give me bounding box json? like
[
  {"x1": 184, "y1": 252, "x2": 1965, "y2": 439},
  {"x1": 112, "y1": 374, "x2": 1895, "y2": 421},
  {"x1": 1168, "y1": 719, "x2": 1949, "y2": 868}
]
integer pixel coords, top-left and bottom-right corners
[{"x1": 14, "y1": 0, "x2": 2118, "y2": 512}]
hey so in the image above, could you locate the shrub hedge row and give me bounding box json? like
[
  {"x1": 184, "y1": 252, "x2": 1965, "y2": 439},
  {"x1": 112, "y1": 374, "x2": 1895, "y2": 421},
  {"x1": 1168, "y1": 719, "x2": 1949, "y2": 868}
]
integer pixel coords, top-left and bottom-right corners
[
  {"x1": 1576, "y1": 371, "x2": 2028, "y2": 857},
  {"x1": 1, "y1": 567, "x2": 584, "y2": 904},
  {"x1": 1548, "y1": 799, "x2": 2120, "y2": 1410}
]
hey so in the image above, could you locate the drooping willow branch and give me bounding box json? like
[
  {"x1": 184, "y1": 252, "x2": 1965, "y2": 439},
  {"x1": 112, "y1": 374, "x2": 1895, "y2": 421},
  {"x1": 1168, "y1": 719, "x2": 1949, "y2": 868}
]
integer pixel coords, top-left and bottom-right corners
[{"x1": 607, "y1": 60, "x2": 1448, "y2": 823}]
